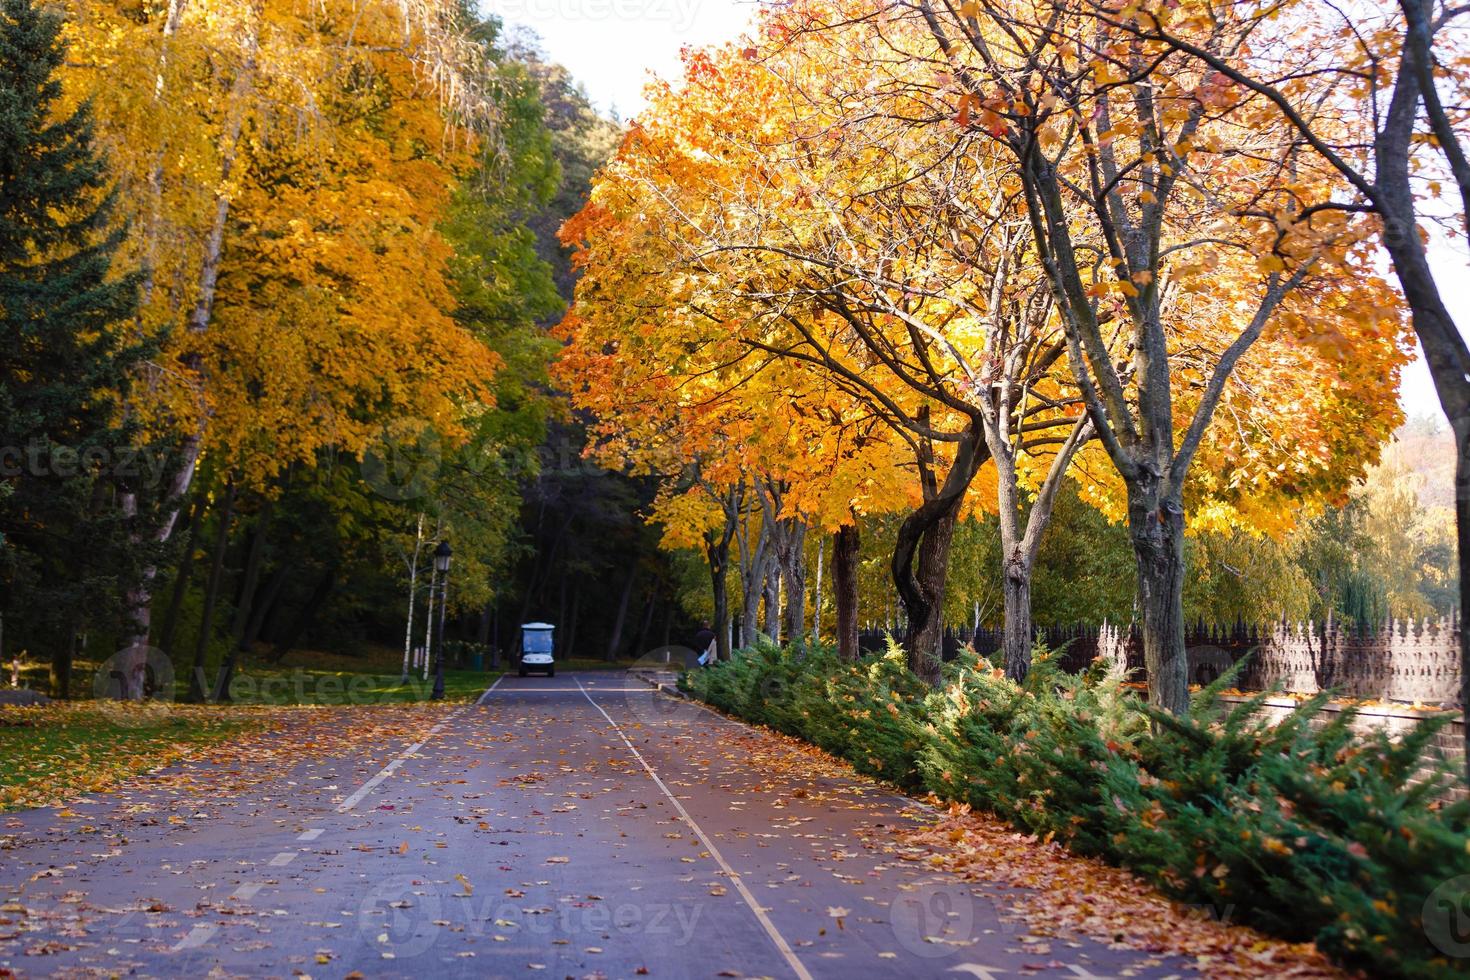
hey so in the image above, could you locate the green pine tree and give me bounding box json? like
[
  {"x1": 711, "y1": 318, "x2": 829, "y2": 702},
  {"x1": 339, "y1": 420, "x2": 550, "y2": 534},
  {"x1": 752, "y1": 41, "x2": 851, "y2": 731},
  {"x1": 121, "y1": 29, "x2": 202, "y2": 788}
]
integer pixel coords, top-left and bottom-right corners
[{"x1": 0, "y1": 0, "x2": 144, "y2": 696}]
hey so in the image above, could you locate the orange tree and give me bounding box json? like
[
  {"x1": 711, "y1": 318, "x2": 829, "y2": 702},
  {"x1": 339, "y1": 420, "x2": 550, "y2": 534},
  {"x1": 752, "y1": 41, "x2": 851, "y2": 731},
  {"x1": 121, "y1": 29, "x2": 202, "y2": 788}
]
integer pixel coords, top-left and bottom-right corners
[
  {"x1": 1089, "y1": 0, "x2": 1470, "y2": 766},
  {"x1": 880, "y1": 0, "x2": 1410, "y2": 710},
  {"x1": 562, "y1": 0, "x2": 1409, "y2": 692}
]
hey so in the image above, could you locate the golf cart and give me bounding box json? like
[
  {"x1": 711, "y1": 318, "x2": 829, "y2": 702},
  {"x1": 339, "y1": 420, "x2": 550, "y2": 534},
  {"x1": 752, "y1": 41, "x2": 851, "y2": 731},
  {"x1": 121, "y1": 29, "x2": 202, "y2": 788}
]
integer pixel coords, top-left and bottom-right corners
[{"x1": 519, "y1": 622, "x2": 555, "y2": 677}]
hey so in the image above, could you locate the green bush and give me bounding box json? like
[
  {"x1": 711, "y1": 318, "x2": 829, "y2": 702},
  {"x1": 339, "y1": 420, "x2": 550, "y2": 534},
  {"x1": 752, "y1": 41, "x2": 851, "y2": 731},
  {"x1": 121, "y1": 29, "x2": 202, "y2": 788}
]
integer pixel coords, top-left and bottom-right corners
[{"x1": 683, "y1": 641, "x2": 1470, "y2": 980}]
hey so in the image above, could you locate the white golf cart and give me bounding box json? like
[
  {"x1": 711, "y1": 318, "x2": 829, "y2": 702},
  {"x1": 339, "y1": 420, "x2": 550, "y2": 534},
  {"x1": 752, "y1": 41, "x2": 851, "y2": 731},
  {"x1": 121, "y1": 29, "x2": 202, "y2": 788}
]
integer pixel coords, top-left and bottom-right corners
[{"x1": 519, "y1": 622, "x2": 555, "y2": 677}]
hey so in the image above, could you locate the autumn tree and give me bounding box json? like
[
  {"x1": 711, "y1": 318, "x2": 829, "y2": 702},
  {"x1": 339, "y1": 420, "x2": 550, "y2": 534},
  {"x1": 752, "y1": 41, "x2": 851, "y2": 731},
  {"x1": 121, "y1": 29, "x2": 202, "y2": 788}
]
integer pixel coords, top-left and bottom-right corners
[
  {"x1": 58, "y1": 0, "x2": 503, "y2": 652},
  {"x1": 1088, "y1": 0, "x2": 1470, "y2": 754},
  {"x1": 898, "y1": 0, "x2": 1407, "y2": 711}
]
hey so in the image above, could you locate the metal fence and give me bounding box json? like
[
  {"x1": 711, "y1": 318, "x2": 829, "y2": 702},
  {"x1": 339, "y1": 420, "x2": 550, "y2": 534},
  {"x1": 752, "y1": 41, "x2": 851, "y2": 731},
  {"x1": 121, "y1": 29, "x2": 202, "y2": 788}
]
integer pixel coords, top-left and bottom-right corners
[{"x1": 857, "y1": 614, "x2": 1463, "y2": 708}]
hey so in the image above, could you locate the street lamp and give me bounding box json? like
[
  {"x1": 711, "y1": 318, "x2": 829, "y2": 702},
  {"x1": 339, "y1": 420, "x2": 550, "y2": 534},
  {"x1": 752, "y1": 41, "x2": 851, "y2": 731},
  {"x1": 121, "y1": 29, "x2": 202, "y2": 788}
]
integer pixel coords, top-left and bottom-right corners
[{"x1": 431, "y1": 540, "x2": 452, "y2": 700}]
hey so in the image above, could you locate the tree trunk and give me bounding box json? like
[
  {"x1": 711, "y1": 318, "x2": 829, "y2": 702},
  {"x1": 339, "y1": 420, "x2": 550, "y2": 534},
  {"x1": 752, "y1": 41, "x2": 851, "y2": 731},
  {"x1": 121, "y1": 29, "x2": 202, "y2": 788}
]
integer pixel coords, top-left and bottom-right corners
[
  {"x1": 477, "y1": 601, "x2": 492, "y2": 651},
  {"x1": 186, "y1": 483, "x2": 234, "y2": 702},
  {"x1": 1129, "y1": 484, "x2": 1189, "y2": 715},
  {"x1": 899, "y1": 506, "x2": 959, "y2": 685},
  {"x1": 229, "y1": 496, "x2": 271, "y2": 646},
  {"x1": 893, "y1": 422, "x2": 988, "y2": 684},
  {"x1": 811, "y1": 534, "x2": 824, "y2": 646},
  {"x1": 421, "y1": 560, "x2": 439, "y2": 679},
  {"x1": 632, "y1": 594, "x2": 655, "y2": 658},
  {"x1": 832, "y1": 523, "x2": 860, "y2": 661},
  {"x1": 1001, "y1": 550, "x2": 1032, "y2": 682},
  {"x1": 49, "y1": 629, "x2": 75, "y2": 700},
  {"x1": 606, "y1": 565, "x2": 636, "y2": 661},
  {"x1": 157, "y1": 491, "x2": 205, "y2": 658},
  {"x1": 214, "y1": 496, "x2": 270, "y2": 702},
  {"x1": 121, "y1": 15, "x2": 261, "y2": 653},
  {"x1": 705, "y1": 500, "x2": 737, "y2": 661},
  {"x1": 242, "y1": 564, "x2": 285, "y2": 652},
  {"x1": 778, "y1": 519, "x2": 807, "y2": 644},
  {"x1": 739, "y1": 520, "x2": 771, "y2": 648},
  {"x1": 564, "y1": 587, "x2": 581, "y2": 662},
  {"x1": 1456, "y1": 431, "x2": 1468, "y2": 781},
  {"x1": 267, "y1": 567, "x2": 335, "y2": 664},
  {"x1": 762, "y1": 562, "x2": 780, "y2": 642}
]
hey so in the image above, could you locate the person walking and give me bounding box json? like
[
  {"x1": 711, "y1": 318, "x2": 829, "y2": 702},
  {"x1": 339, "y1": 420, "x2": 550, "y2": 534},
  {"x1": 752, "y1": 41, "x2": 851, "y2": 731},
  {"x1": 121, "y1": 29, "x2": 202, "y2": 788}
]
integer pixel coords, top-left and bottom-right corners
[{"x1": 691, "y1": 620, "x2": 716, "y2": 667}]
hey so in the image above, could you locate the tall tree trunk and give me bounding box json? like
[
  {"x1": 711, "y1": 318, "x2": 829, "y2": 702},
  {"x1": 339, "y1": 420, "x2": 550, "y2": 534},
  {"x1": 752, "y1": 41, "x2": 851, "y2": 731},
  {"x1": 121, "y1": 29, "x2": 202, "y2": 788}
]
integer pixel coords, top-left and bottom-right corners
[
  {"x1": 1128, "y1": 482, "x2": 1189, "y2": 715},
  {"x1": 778, "y1": 519, "x2": 807, "y2": 644},
  {"x1": 832, "y1": 523, "x2": 861, "y2": 661},
  {"x1": 736, "y1": 491, "x2": 771, "y2": 648},
  {"x1": 899, "y1": 506, "x2": 959, "y2": 685},
  {"x1": 606, "y1": 565, "x2": 636, "y2": 661},
  {"x1": 811, "y1": 534, "x2": 824, "y2": 646},
  {"x1": 633, "y1": 593, "x2": 656, "y2": 658},
  {"x1": 1001, "y1": 554, "x2": 1032, "y2": 682},
  {"x1": 214, "y1": 495, "x2": 271, "y2": 701},
  {"x1": 242, "y1": 564, "x2": 284, "y2": 652},
  {"x1": 186, "y1": 483, "x2": 234, "y2": 702},
  {"x1": 267, "y1": 568, "x2": 336, "y2": 664},
  {"x1": 564, "y1": 588, "x2": 581, "y2": 662},
  {"x1": 157, "y1": 491, "x2": 205, "y2": 657},
  {"x1": 400, "y1": 514, "x2": 424, "y2": 681},
  {"x1": 228, "y1": 496, "x2": 271, "y2": 645},
  {"x1": 1391, "y1": 0, "x2": 1470, "y2": 786},
  {"x1": 50, "y1": 629, "x2": 75, "y2": 700},
  {"x1": 421, "y1": 562, "x2": 438, "y2": 679},
  {"x1": 704, "y1": 489, "x2": 738, "y2": 661},
  {"x1": 762, "y1": 562, "x2": 781, "y2": 642},
  {"x1": 477, "y1": 601, "x2": 492, "y2": 645},
  {"x1": 895, "y1": 433, "x2": 987, "y2": 684}
]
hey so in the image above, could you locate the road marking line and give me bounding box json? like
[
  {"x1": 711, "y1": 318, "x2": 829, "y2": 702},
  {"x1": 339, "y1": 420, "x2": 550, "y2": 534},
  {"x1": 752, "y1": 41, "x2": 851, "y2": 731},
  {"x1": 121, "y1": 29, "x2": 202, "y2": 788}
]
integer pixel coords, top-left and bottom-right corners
[
  {"x1": 231, "y1": 882, "x2": 262, "y2": 901},
  {"x1": 576, "y1": 678, "x2": 813, "y2": 980},
  {"x1": 665, "y1": 685, "x2": 940, "y2": 817},
  {"x1": 296, "y1": 828, "x2": 324, "y2": 842},
  {"x1": 172, "y1": 923, "x2": 217, "y2": 951},
  {"x1": 267, "y1": 852, "x2": 295, "y2": 867},
  {"x1": 336, "y1": 708, "x2": 466, "y2": 813},
  {"x1": 475, "y1": 674, "x2": 504, "y2": 704}
]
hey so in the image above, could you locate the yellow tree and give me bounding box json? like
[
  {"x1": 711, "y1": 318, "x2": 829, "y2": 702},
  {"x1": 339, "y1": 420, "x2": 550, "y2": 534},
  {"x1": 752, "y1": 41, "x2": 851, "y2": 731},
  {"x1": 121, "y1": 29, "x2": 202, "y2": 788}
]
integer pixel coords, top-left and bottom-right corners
[
  {"x1": 1096, "y1": 0, "x2": 1470, "y2": 768},
  {"x1": 882, "y1": 0, "x2": 1410, "y2": 710},
  {"x1": 59, "y1": 0, "x2": 502, "y2": 646}
]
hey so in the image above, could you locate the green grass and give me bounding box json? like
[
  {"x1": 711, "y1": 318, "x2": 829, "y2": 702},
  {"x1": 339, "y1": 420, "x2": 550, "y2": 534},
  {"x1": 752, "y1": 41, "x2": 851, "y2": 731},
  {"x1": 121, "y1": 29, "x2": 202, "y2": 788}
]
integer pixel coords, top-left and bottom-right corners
[
  {"x1": 0, "y1": 703, "x2": 265, "y2": 810},
  {"x1": 218, "y1": 665, "x2": 497, "y2": 705}
]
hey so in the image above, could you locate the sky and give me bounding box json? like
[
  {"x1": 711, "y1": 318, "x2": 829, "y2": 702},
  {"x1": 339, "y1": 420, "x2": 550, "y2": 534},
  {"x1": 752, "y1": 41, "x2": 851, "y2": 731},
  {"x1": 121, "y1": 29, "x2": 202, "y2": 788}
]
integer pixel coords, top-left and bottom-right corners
[{"x1": 489, "y1": 0, "x2": 1469, "y2": 427}]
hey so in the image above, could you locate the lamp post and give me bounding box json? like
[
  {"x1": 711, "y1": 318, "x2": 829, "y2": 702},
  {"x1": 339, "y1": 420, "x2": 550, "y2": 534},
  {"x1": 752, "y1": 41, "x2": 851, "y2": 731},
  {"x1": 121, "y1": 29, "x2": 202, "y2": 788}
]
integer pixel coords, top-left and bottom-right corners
[{"x1": 431, "y1": 540, "x2": 451, "y2": 701}]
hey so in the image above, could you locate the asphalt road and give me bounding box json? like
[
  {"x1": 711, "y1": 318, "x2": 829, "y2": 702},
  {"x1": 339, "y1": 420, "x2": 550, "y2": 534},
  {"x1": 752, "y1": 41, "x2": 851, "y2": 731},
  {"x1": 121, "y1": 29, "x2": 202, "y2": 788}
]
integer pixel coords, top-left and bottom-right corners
[{"x1": 0, "y1": 672, "x2": 1191, "y2": 978}]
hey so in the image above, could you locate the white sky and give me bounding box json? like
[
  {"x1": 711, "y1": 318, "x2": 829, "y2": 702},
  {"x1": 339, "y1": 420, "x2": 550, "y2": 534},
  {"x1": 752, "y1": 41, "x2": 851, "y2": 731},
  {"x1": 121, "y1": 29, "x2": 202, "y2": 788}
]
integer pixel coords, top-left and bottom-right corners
[{"x1": 487, "y1": 0, "x2": 1469, "y2": 427}]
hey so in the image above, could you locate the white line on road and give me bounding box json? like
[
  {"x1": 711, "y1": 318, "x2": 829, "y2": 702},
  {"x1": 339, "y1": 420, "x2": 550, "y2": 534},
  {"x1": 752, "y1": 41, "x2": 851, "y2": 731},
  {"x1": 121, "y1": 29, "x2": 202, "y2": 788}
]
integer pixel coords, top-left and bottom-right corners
[
  {"x1": 575, "y1": 677, "x2": 814, "y2": 980},
  {"x1": 475, "y1": 674, "x2": 504, "y2": 703},
  {"x1": 336, "y1": 708, "x2": 466, "y2": 813},
  {"x1": 172, "y1": 923, "x2": 217, "y2": 951},
  {"x1": 171, "y1": 707, "x2": 468, "y2": 954}
]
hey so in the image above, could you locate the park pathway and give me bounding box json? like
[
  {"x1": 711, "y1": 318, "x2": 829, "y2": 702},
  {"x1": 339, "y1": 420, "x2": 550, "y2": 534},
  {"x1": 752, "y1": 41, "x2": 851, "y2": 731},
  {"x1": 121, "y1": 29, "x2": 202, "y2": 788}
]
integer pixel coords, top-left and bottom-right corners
[{"x1": 0, "y1": 672, "x2": 1198, "y2": 978}]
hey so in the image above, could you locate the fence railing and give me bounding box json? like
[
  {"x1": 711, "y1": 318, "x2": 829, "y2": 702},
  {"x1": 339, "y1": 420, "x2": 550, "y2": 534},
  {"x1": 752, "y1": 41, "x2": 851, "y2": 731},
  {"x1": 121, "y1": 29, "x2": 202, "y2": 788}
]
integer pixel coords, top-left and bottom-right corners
[{"x1": 857, "y1": 615, "x2": 1463, "y2": 708}]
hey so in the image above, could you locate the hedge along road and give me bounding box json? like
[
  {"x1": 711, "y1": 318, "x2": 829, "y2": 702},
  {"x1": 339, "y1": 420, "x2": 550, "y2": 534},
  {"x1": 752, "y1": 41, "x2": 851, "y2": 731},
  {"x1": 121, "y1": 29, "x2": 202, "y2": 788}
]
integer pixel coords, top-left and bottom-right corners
[{"x1": 0, "y1": 672, "x2": 1193, "y2": 978}]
